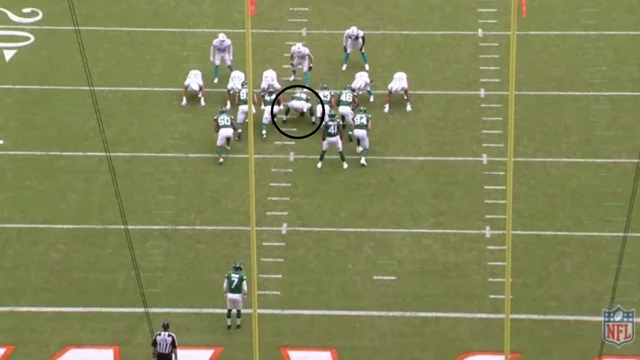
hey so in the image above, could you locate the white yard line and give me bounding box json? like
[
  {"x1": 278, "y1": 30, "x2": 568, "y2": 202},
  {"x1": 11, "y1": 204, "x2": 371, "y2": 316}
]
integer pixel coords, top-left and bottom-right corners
[
  {"x1": 0, "y1": 306, "x2": 637, "y2": 323},
  {"x1": 2, "y1": 150, "x2": 640, "y2": 164},
  {"x1": 1, "y1": 85, "x2": 639, "y2": 97},
  {"x1": 1, "y1": 223, "x2": 639, "y2": 237},
  {"x1": 3, "y1": 25, "x2": 640, "y2": 36}
]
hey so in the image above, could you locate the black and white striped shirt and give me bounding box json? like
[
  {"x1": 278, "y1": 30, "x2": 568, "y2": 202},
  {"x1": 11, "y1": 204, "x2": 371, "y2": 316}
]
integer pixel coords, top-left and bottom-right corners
[{"x1": 151, "y1": 331, "x2": 178, "y2": 354}]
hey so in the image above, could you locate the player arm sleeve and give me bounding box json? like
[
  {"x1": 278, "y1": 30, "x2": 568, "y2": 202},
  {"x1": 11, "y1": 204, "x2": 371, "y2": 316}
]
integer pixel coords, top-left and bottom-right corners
[
  {"x1": 361, "y1": 35, "x2": 366, "y2": 48},
  {"x1": 210, "y1": 44, "x2": 215, "y2": 60},
  {"x1": 230, "y1": 43, "x2": 233, "y2": 58},
  {"x1": 242, "y1": 280, "x2": 248, "y2": 295},
  {"x1": 223, "y1": 278, "x2": 228, "y2": 292},
  {"x1": 343, "y1": 32, "x2": 348, "y2": 47}
]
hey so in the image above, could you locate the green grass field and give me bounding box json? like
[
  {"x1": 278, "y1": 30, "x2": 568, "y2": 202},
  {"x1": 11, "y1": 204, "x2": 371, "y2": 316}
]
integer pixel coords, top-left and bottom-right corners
[{"x1": 1, "y1": 0, "x2": 640, "y2": 359}]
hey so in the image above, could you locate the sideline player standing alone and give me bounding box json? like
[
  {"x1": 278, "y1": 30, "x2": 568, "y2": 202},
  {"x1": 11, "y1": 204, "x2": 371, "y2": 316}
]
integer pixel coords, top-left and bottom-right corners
[
  {"x1": 210, "y1": 33, "x2": 234, "y2": 84},
  {"x1": 224, "y1": 263, "x2": 248, "y2": 330},
  {"x1": 151, "y1": 320, "x2": 178, "y2": 360},
  {"x1": 342, "y1": 26, "x2": 370, "y2": 71}
]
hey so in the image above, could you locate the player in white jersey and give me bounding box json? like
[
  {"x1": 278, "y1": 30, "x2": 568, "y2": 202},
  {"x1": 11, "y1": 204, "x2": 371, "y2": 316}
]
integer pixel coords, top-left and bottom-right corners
[
  {"x1": 384, "y1": 72, "x2": 412, "y2": 113},
  {"x1": 181, "y1": 70, "x2": 206, "y2": 107},
  {"x1": 289, "y1": 43, "x2": 314, "y2": 86},
  {"x1": 342, "y1": 26, "x2": 370, "y2": 71},
  {"x1": 210, "y1": 33, "x2": 234, "y2": 84},
  {"x1": 351, "y1": 71, "x2": 374, "y2": 102},
  {"x1": 260, "y1": 69, "x2": 281, "y2": 109},
  {"x1": 225, "y1": 70, "x2": 246, "y2": 110}
]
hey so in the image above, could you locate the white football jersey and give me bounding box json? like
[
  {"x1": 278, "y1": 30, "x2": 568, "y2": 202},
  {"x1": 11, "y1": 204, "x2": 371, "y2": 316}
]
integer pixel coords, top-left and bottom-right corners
[
  {"x1": 262, "y1": 69, "x2": 278, "y2": 85},
  {"x1": 345, "y1": 29, "x2": 364, "y2": 40},
  {"x1": 355, "y1": 71, "x2": 369, "y2": 82},
  {"x1": 391, "y1": 72, "x2": 408, "y2": 84},
  {"x1": 185, "y1": 70, "x2": 203, "y2": 85},
  {"x1": 290, "y1": 45, "x2": 310, "y2": 61},
  {"x1": 213, "y1": 38, "x2": 232, "y2": 53},
  {"x1": 229, "y1": 70, "x2": 245, "y2": 85}
]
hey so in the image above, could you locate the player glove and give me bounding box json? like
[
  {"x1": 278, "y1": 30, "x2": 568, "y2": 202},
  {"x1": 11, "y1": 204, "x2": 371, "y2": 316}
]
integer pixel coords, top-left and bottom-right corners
[
  {"x1": 308, "y1": 64, "x2": 313, "y2": 71},
  {"x1": 289, "y1": 62, "x2": 294, "y2": 68},
  {"x1": 343, "y1": 46, "x2": 347, "y2": 53}
]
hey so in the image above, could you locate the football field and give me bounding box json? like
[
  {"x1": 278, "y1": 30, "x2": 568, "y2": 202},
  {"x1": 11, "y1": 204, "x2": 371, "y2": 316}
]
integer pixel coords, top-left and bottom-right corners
[{"x1": 1, "y1": 0, "x2": 640, "y2": 359}]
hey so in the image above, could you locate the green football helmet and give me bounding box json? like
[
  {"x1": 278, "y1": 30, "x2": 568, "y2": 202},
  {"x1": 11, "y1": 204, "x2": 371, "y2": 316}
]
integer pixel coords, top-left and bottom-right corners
[
  {"x1": 358, "y1": 106, "x2": 367, "y2": 113},
  {"x1": 219, "y1": 108, "x2": 228, "y2": 115},
  {"x1": 344, "y1": 85, "x2": 352, "y2": 91},
  {"x1": 232, "y1": 262, "x2": 243, "y2": 271},
  {"x1": 328, "y1": 110, "x2": 337, "y2": 119},
  {"x1": 320, "y1": 84, "x2": 330, "y2": 91}
]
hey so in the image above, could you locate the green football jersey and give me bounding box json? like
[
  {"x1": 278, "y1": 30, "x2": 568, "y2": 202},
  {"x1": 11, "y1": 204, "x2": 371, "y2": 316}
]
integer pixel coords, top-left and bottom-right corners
[
  {"x1": 263, "y1": 93, "x2": 276, "y2": 106},
  {"x1": 215, "y1": 114, "x2": 234, "y2": 129},
  {"x1": 238, "y1": 88, "x2": 249, "y2": 105},
  {"x1": 319, "y1": 90, "x2": 333, "y2": 104},
  {"x1": 324, "y1": 120, "x2": 340, "y2": 138},
  {"x1": 225, "y1": 271, "x2": 247, "y2": 295},
  {"x1": 354, "y1": 113, "x2": 371, "y2": 130},
  {"x1": 291, "y1": 91, "x2": 311, "y2": 102},
  {"x1": 338, "y1": 90, "x2": 355, "y2": 107}
]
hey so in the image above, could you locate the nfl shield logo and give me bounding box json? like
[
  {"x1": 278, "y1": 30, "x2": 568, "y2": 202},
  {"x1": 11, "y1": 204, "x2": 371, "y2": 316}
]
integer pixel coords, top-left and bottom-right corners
[{"x1": 602, "y1": 305, "x2": 635, "y2": 347}]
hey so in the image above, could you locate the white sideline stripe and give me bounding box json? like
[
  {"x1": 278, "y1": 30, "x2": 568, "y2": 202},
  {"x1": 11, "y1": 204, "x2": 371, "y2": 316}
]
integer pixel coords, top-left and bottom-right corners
[
  {"x1": 271, "y1": 169, "x2": 293, "y2": 173},
  {"x1": 4, "y1": 150, "x2": 640, "y2": 164},
  {"x1": 263, "y1": 242, "x2": 285, "y2": 246},
  {"x1": 373, "y1": 276, "x2": 396, "y2": 280},
  {"x1": 1, "y1": 85, "x2": 640, "y2": 97},
  {"x1": 2, "y1": 223, "x2": 640, "y2": 237},
  {"x1": 261, "y1": 258, "x2": 284, "y2": 262},
  {"x1": 268, "y1": 197, "x2": 290, "y2": 201},
  {"x1": 266, "y1": 211, "x2": 288, "y2": 216},
  {"x1": 1, "y1": 306, "x2": 637, "y2": 323},
  {"x1": 269, "y1": 183, "x2": 291, "y2": 187},
  {"x1": 259, "y1": 274, "x2": 283, "y2": 279},
  {"x1": 4, "y1": 25, "x2": 640, "y2": 36},
  {"x1": 257, "y1": 291, "x2": 281, "y2": 295}
]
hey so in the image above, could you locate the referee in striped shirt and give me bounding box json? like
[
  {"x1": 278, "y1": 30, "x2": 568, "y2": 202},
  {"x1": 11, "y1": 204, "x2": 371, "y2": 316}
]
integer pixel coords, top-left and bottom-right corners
[{"x1": 151, "y1": 320, "x2": 178, "y2": 360}]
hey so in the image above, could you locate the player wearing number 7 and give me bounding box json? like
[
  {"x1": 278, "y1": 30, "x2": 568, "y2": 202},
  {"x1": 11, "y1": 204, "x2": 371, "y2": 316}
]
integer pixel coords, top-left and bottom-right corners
[
  {"x1": 223, "y1": 263, "x2": 248, "y2": 330},
  {"x1": 214, "y1": 108, "x2": 236, "y2": 165}
]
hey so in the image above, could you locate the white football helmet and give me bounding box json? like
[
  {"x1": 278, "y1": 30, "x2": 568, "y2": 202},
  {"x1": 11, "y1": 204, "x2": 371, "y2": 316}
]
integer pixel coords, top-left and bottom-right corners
[
  {"x1": 349, "y1": 26, "x2": 358, "y2": 37},
  {"x1": 218, "y1": 33, "x2": 227, "y2": 41},
  {"x1": 293, "y1": 43, "x2": 304, "y2": 54}
]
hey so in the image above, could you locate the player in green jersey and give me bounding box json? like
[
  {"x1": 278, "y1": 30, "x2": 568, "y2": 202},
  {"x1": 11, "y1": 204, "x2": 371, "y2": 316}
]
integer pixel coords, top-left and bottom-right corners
[
  {"x1": 283, "y1": 90, "x2": 315, "y2": 123},
  {"x1": 214, "y1": 108, "x2": 237, "y2": 165},
  {"x1": 315, "y1": 84, "x2": 335, "y2": 124},
  {"x1": 235, "y1": 81, "x2": 258, "y2": 140},
  {"x1": 223, "y1": 262, "x2": 248, "y2": 330},
  {"x1": 261, "y1": 84, "x2": 282, "y2": 140},
  {"x1": 317, "y1": 110, "x2": 348, "y2": 170},
  {"x1": 353, "y1": 106, "x2": 372, "y2": 167},
  {"x1": 337, "y1": 85, "x2": 359, "y2": 142}
]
